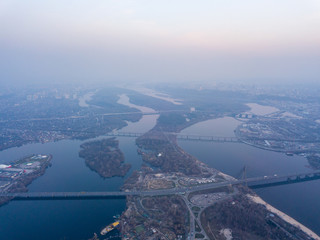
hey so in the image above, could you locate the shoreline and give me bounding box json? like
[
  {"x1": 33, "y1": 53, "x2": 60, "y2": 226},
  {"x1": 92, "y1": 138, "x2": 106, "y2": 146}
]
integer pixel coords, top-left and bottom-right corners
[
  {"x1": 0, "y1": 154, "x2": 52, "y2": 207},
  {"x1": 247, "y1": 194, "x2": 320, "y2": 240},
  {"x1": 176, "y1": 116, "x2": 320, "y2": 238}
]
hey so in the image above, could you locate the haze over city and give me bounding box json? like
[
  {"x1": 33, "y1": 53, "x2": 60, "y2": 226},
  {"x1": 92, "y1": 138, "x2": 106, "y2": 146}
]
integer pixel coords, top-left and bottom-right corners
[
  {"x1": 1, "y1": 0, "x2": 320, "y2": 85},
  {"x1": 1, "y1": 1, "x2": 320, "y2": 240}
]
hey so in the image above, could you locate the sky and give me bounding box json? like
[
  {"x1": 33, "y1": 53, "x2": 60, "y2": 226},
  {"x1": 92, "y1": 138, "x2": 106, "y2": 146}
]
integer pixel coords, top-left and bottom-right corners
[{"x1": 0, "y1": 0, "x2": 319, "y2": 85}]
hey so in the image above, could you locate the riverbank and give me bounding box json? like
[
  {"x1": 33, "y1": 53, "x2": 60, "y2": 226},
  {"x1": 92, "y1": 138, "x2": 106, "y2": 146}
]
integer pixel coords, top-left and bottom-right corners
[
  {"x1": 178, "y1": 115, "x2": 320, "y2": 236},
  {"x1": 120, "y1": 110, "x2": 318, "y2": 239},
  {"x1": 0, "y1": 154, "x2": 52, "y2": 206},
  {"x1": 247, "y1": 194, "x2": 320, "y2": 240}
]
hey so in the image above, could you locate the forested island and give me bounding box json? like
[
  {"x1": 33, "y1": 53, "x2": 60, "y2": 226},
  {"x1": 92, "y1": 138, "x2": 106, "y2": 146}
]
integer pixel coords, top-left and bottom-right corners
[{"x1": 79, "y1": 138, "x2": 131, "y2": 178}]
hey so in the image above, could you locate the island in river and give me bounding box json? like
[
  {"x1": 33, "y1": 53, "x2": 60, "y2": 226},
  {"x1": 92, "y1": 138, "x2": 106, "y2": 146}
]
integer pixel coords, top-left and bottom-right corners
[
  {"x1": 0, "y1": 154, "x2": 52, "y2": 206},
  {"x1": 1, "y1": 86, "x2": 320, "y2": 239},
  {"x1": 79, "y1": 138, "x2": 131, "y2": 178}
]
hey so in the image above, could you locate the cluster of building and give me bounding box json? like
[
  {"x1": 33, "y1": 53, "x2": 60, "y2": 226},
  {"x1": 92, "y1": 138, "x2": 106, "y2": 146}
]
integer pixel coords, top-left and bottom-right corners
[
  {"x1": 0, "y1": 155, "x2": 50, "y2": 193},
  {"x1": 179, "y1": 174, "x2": 219, "y2": 187},
  {"x1": 236, "y1": 116, "x2": 320, "y2": 154}
]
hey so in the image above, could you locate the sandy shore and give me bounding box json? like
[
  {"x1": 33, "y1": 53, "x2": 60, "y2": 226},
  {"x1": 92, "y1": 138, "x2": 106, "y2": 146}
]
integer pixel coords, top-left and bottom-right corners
[
  {"x1": 247, "y1": 194, "x2": 320, "y2": 240},
  {"x1": 218, "y1": 172, "x2": 236, "y2": 181}
]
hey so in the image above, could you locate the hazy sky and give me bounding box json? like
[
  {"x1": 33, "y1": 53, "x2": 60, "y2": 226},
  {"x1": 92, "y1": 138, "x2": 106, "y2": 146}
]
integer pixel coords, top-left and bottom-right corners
[{"x1": 1, "y1": 0, "x2": 319, "y2": 85}]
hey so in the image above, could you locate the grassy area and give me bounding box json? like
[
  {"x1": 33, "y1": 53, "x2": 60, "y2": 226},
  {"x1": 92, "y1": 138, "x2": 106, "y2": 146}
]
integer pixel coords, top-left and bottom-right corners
[
  {"x1": 192, "y1": 206, "x2": 201, "y2": 212},
  {"x1": 135, "y1": 225, "x2": 144, "y2": 234}
]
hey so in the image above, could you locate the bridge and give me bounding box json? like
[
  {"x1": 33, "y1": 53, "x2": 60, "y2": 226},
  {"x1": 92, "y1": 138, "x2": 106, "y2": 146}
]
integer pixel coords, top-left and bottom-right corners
[
  {"x1": 107, "y1": 131, "x2": 320, "y2": 143},
  {"x1": 105, "y1": 132, "x2": 240, "y2": 143},
  {"x1": 0, "y1": 110, "x2": 187, "y2": 123},
  {"x1": 1, "y1": 171, "x2": 320, "y2": 201}
]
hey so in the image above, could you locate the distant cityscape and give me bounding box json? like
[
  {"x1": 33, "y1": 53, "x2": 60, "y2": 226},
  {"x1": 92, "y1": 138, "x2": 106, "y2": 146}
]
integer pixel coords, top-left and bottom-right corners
[{"x1": 0, "y1": 84, "x2": 320, "y2": 240}]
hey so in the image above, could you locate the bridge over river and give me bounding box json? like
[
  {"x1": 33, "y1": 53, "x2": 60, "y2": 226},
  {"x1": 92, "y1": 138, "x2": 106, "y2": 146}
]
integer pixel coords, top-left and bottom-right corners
[
  {"x1": 1, "y1": 171, "x2": 320, "y2": 201},
  {"x1": 105, "y1": 132, "x2": 240, "y2": 143},
  {"x1": 104, "y1": 131, "x2": 316, "y2": 143}
]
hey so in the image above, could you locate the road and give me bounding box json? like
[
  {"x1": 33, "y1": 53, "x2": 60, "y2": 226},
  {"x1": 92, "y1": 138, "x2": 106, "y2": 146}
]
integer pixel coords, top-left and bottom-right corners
[{"x1": 1, "y1": 171, "x2": 320, "y2": 199}]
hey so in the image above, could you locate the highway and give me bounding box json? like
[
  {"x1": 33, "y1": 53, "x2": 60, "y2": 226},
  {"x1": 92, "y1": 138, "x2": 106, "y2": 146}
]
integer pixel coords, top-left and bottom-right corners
[
  {"x1": 105, "y1": 132, "x2": 239, "y2": 143},
  {"x1": 0, "y1": 110, "x2": 186, "y2": 123},
  {"x1": 1, "y1": 171, "x2": 320, "y2": 200}
]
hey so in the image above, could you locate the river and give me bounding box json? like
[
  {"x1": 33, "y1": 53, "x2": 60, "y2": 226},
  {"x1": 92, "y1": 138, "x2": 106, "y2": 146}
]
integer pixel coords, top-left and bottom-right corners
[
  {"x1": 0, "y1": 95, "x2": 158, "y2": 240},
  {"x1": 179, "y1": 106, "x2": 320, "y2": 235},
  {"x1": 1, "y1": 98, "x2": 319, "y2": 238}
]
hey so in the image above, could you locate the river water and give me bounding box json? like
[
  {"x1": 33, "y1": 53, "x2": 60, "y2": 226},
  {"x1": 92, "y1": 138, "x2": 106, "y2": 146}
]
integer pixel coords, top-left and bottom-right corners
[
  {"x1": 1, "y1": 98, "x2": 319, "y2": 238},
  {"x1": 179, "y1": 114, "x2": 320, "y2": 235},
  {"x1": 0, "y1": 96, "x2": 158, "y2": 240}
]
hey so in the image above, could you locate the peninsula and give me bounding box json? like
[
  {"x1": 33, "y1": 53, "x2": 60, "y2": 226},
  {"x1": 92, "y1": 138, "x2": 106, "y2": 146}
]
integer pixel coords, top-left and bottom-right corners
[{"x1": 0, "y1": 154, "x2": 52, "y2": 206}]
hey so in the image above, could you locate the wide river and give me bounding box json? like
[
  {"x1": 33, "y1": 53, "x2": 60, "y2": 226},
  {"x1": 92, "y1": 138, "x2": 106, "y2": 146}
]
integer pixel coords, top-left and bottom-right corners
[
  {"x1": 0, "y1": 96, "x2": 158, "y2": 240},
  {"x1": 179, "y1": 115, "x2": 320, "y2": 235},
  {"x1": 1, "y1": 99, "x2": 320, "y2": 239}
]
